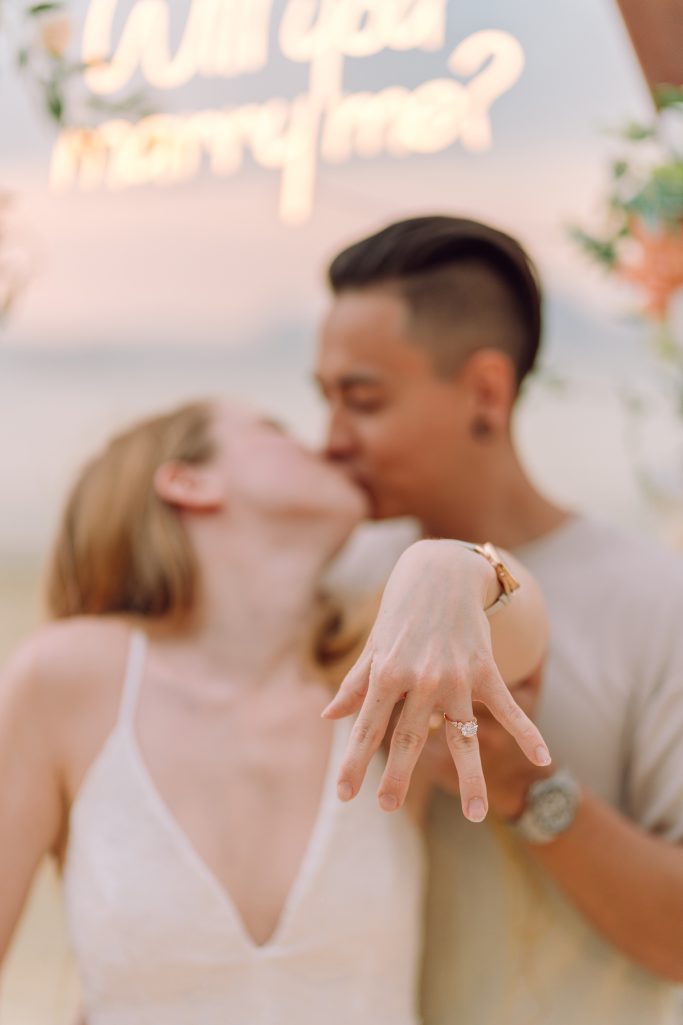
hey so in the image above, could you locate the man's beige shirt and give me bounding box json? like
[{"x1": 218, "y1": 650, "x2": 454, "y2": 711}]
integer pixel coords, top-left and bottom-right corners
[{"x1": 421, "y1": 517, "x2": 683, "y2": 1025}]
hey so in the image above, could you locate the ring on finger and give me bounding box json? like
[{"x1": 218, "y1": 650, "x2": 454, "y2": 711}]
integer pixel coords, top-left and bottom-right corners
[{"x1": 443, "y1": 713, "x2": 479, "y2": 738}]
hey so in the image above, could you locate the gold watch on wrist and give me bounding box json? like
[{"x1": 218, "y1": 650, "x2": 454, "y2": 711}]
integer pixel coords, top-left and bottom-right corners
[{"x1": 462, "y1": 541, "x2": 521, "y2": 616}]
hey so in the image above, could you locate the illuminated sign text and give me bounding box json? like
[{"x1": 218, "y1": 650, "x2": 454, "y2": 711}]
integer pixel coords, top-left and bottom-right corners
[{"x1": 51, "y1": 0, "x2": 525, "y2": 222}]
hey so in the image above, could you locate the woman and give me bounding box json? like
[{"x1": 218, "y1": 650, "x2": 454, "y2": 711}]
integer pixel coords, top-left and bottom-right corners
[{"x1": 0, "y1": 399, "x2": 547, "y2": 1024}]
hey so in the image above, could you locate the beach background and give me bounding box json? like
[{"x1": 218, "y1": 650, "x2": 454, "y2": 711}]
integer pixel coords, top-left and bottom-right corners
[{"x1": 1, "y1": 0, "x2": 680, "y2": 1020}]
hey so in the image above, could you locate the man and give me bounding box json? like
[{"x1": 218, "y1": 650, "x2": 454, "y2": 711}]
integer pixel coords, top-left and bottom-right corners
[{"x1": 315, "y1": 216, "x2": 683, "y2": 1024}]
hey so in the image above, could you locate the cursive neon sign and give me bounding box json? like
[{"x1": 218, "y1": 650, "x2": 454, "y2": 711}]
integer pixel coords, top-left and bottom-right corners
[{"x1": 51, "y1": 0, "x2": 525, "y2": 223}]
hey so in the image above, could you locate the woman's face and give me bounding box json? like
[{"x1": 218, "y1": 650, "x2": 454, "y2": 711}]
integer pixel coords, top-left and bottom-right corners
[{"x1": 209, "y1": 403, "x2": 369, "y2": 530}]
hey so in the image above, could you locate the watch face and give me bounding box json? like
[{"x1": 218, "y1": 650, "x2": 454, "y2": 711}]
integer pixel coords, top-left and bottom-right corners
[{"x1": 536, "y1": 786, "x2": 574, "y2": 832}]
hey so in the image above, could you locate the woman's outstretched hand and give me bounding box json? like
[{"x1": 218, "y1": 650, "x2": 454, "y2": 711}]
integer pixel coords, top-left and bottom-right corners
[{"x1": 321, "y1": 540, "x2": 551, "y2": 823}]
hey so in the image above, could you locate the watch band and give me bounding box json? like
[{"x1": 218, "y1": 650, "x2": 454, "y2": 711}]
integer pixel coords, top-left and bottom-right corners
[{"x1": 462, "y1": 542, "x2": 521, "y2": 617}]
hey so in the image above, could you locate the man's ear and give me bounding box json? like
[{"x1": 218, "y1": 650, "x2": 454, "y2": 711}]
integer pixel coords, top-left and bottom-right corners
[
  {"x1": 458, "y1": 349, "x2": 517, "y2": 434},
  {"x1": 154, "y1": 461, "x2": 225, "y2": 512}
]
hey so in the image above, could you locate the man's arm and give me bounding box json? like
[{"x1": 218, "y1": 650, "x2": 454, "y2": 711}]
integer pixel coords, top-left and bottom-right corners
[
  {"x1": 528, "y1": 789, "x2": 683, "y2": 982},
  {"x1": 523, "y1": 562, "x2": 683, "y2": 982}
]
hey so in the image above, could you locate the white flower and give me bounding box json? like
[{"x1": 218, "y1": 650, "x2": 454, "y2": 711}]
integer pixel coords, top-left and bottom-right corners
[{"x1": 658, "y1": 106, "x2": 683, "y2": 158}]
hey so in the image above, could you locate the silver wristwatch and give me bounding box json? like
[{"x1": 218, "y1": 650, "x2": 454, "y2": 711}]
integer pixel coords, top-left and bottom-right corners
[{"x1": 511, "y1": 769, "x2": 581, "y2": 845}]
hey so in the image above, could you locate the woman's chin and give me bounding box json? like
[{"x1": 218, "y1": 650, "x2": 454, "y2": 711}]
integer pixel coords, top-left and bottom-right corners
[
  {"x1": 342, "y1": 478, "x2": 372, "y2": 525},
  {"x1": 316, "y1": 464, "x2": 371, "y2": 523}
]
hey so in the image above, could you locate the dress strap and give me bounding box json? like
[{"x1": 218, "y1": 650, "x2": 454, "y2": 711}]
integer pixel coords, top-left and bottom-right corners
[{"x1": 118, "y1": 629, "x2": 148, "y2": 727}]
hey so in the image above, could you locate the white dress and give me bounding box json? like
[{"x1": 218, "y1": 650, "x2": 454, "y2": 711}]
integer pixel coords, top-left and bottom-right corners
[{"x1": 63, "y1": 630, "x2": 426, "y2": 1025}]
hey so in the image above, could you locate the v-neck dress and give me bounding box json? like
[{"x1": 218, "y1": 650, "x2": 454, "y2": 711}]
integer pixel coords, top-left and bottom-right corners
[{"x1": 63, "y1": 630, "x2": 426, "y2": 1025}]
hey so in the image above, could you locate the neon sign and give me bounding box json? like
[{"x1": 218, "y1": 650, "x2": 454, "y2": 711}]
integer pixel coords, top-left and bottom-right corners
[{"x1": 51, "y1": 0, "x2": 525, "y2": 223}]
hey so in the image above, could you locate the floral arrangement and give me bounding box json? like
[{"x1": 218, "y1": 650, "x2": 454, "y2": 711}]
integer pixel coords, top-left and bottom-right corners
[
  {"x1": 572, "y1": 86, "x2": 683, "y2": 339},
  {"x1": 572, "y1": 87, "x2": 683, "y2": 525}
]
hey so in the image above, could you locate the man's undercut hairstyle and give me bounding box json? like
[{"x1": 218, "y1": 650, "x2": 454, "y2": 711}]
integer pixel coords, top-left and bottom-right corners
[{"x1": 327, "y1": 216, "x2": 543, "y2": 389}]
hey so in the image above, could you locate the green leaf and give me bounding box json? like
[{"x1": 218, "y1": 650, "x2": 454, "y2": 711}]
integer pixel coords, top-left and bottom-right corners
[
  {"x1": 652, "y1": 162, "x2": 683, "y2": 190},
  {"x1": 621, "y1": 121, "x2": 656, "y2": 142},
  {"x1": 28, "y1": 1, "x2": 64, "y2": 15},
  {"x1": 16, "y1": 47, "x2": 30, "y2": 68},
  {"x1": 608, "y1": 194, "x2": 631, "y2": 216},
  {"x1": 87, "y1": 89, "x2": 152, "y2": 115},
  {"x1": 654, "y1": 84, "x2": 683, "y2": 110},
  {"x1": 569, "y1": 227, "x2": 619, "y2": 268},
  {"x1": 45, "y1": 81, "x2": 64, "y2": 123},
  {"x1": 612, "y1": 159, "x2": 629, "y2": 180},
  {"x1": 624, "y1": 167, "x2": 683, "y2": 225}
]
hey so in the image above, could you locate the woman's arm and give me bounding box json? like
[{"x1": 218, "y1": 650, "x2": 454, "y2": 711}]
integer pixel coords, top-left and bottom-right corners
[
  {"x1": 0, "y1": 638, "x2": 64, "y2": 964},
  {"x1": 323, "y1": 539, "x2": 549, "y2": 822}
]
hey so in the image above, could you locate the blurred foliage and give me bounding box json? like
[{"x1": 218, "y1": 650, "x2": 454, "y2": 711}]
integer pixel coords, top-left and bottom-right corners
[
  {"x1": 1, "y1": 1, "x2": 152, "y2": 323},
  {"x1": 572, "y1": 85, "x2": 683, "y2": 328},
  {"x1": 8, "y1": 0, "x2": 151, "y2": 128},
  {"x1": 572, "y1": 87, "x2": 683, "y2": 519}
]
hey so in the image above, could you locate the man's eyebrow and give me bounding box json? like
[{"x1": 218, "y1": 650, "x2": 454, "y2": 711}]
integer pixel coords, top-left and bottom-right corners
[{"x1": 314, "y1": 372, "x2": 384, "y2": 389}]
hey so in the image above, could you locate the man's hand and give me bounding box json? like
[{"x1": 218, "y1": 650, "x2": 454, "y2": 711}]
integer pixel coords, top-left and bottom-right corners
[{"x1": 322, "y1": 540, "x2": 551, "y2": 823}]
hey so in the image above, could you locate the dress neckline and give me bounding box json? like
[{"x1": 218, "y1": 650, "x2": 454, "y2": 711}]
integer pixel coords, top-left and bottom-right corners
[
  {"x1": 68, "y1": 627, "x2": 349, "y2": 954},
  {"x1": 119, "y1": 715, "x2": 346, "y2": 953}
]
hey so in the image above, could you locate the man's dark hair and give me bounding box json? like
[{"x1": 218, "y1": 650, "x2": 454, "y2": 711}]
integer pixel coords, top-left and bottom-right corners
[{"x1": 327, "y1": 216, "x2": 543, "y2": 388}]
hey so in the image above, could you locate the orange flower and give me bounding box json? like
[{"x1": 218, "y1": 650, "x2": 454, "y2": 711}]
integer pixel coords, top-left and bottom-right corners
[{"x1": 618, "y1": 216, "x2": 683, "y2": 320}]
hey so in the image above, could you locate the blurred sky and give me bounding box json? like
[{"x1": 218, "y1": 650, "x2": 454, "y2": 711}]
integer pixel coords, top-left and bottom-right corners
[{"x1": 1, "y1": 0, "x2": 677, "y2": 563}]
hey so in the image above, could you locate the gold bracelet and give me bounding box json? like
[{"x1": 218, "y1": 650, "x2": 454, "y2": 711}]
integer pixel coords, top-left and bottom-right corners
[{"x1": 463, "y1": 542, "x2": 521, "y2": 616}]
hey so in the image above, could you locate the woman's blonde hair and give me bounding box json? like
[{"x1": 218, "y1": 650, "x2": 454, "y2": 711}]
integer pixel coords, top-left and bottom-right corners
[
  {"x1": 46, "y1": 401, "x2": 217, "y2": 622},
  {"x1": 46, "y1": 398, "x2": 372, "y2": 673}
]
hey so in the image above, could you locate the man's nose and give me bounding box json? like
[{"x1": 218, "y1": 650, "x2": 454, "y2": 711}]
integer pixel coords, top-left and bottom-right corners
[{"x1": 325, "y1": 410, "x2": 357, "y2": 462}]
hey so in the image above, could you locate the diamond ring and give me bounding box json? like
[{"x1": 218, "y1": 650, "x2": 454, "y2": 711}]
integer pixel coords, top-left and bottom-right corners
[{"x1": 443, "y1": 714, "x2": 479, "y2": 738}]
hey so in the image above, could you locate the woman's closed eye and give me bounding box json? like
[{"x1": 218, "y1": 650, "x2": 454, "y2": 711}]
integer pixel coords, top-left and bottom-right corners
[{"x1": 260, "y1": 418, "x2": 288, "y2": 434}]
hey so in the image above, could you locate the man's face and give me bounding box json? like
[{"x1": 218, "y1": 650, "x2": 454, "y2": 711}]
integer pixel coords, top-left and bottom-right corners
[{"x1": 316, "y1": 290, "x2": 476, "y2": 521}]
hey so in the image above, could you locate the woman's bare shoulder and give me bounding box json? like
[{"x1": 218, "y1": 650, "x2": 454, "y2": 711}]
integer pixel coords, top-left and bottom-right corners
[{"x1": 1, "y1": 617, "x2": 131, "y2": 712}]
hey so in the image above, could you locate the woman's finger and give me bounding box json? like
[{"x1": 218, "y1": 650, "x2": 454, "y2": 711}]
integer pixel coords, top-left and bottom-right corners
[
  {"x1": 442, "y1": 696, "x2": 488, "y2": 823},
  {"x1": 333, "y1": 666, "x2": 399, "y2": 802},
  {"x1": 479, "y1": 666, "x2": 551, "y2": 768},
  {"x1": 375, "y1": 689, "x2": 435, "y2": 811},
  {"x1": 321, "y1": 649, "x2": 372, "y2": 720}
]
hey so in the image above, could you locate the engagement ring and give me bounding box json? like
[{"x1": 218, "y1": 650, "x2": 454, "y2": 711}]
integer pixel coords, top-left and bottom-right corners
[{"x1": 443, "y1": 714, "x2": 479, "y2": 738}]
